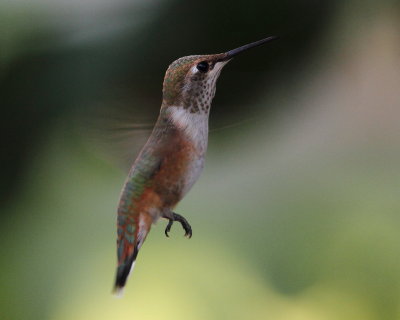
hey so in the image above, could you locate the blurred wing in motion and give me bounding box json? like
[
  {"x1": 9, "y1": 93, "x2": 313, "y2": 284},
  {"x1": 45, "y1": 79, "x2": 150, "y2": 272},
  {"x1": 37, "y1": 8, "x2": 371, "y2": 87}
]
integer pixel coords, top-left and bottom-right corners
[{"x1": 76, "y1": 104, "x2": 155, "y2": 171}]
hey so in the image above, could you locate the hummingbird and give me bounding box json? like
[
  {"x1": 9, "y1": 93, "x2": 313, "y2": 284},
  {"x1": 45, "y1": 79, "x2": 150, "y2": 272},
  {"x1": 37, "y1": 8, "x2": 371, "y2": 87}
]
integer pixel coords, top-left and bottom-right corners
[{"x1": 114, "y1": 36, "x2": 278, "y2": 294}]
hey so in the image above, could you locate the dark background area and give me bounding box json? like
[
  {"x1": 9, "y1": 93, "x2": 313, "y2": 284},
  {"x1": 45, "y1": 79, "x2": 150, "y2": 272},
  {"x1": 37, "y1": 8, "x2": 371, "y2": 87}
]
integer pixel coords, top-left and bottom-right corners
[{"x1": 1, "y1": 0, "x2": 338, "y2": 204}]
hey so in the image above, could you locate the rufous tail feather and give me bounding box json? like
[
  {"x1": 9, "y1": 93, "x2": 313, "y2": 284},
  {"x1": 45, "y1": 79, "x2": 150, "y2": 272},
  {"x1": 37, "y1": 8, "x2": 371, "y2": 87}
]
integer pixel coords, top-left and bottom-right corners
[{"x1": 113, "y1": 212, "x2": 151, "y2": 296}]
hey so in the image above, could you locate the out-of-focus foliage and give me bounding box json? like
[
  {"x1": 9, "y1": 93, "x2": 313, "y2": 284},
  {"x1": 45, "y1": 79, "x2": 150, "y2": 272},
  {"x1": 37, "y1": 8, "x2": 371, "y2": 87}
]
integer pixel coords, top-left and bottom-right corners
[{"x1": 1, "y1": 0, "x2": 400, "y2": 319}]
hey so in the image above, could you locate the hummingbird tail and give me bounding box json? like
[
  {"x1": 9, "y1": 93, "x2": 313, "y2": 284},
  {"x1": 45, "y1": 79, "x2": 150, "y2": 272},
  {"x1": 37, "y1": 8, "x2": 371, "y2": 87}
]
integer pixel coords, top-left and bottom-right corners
[
  {"x1": 113, "y1": 212, "x2": 152, "y2": 296},
  {"x1": 113, "y1": 246, "x2": 138, "y2": 297}
]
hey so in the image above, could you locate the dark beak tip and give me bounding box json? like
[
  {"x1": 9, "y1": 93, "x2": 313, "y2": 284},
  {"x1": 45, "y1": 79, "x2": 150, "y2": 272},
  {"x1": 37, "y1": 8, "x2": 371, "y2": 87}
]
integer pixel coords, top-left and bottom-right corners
[{"x1": 224, "y1": 36, "x2": 279, "y2": 60}]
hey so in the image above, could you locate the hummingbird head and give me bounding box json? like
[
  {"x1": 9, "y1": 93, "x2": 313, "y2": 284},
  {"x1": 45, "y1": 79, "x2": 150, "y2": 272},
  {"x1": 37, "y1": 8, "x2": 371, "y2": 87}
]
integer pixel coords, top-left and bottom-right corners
[{"x1": 161, "y1": 36, "x2": 278, "y2": 113}]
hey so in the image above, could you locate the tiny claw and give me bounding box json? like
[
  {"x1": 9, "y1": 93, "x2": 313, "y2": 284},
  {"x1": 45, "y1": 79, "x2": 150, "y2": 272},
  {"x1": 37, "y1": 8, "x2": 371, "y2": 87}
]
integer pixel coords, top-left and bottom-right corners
[
  {"x1": 162, "y1": 212, "x2": 192, "y2": 239},
  {"x1": 184, "y1": 226, "x2": 192, "y2": 239},
  {"x1": 164, "y1": 219, "x2": 173, "y2": 238},
  {"x1": 173, "y1": 213, "x2": 192, "y2": 239},
  {"x1": 185, "y1": 231, "x2": 192, "y2": 239}
]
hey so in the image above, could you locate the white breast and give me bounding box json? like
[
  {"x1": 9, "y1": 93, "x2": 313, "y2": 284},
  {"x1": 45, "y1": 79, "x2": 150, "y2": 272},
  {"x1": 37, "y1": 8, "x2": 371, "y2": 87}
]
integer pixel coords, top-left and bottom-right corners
[
  {"x1": 168, "y1": 106, "x2": 209, "y2": 153},
  {"x1": 168, "y1": 106, "x2": 209, "y2": 196}
]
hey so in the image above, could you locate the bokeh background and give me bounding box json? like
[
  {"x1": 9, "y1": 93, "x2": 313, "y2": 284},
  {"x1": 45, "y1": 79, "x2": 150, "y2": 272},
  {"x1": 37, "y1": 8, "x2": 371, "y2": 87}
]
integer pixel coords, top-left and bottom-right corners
[{"x1": 1, "y1": 0, "x2": 400, "y2": 319}]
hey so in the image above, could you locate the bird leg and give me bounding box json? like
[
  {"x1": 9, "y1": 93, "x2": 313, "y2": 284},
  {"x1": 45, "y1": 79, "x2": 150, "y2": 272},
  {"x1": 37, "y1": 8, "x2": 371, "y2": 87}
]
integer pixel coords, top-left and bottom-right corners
[{"x1": 163, "y1": 212, "x2": 192, "y2": 238}]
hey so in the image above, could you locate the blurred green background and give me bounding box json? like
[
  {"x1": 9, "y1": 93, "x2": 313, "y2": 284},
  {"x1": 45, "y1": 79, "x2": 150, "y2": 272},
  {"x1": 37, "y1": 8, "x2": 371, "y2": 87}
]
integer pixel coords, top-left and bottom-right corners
[{"x1": 1, "y1": 0, "x2": 400, "y2": 319}]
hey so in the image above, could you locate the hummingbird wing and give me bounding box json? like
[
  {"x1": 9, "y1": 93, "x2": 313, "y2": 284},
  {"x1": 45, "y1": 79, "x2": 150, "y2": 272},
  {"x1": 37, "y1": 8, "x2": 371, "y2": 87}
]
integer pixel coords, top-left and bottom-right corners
[
  {"x1": 77, "y1": 111, "x2": 154, "y2": 172},
  {"x1": 114, "y1": 145, "x2": 162, "y2": 294}
]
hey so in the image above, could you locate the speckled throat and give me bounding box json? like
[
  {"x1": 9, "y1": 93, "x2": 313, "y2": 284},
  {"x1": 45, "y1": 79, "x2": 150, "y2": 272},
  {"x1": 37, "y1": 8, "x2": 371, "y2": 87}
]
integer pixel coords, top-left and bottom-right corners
[{"x1": 181, "y1": 67, "x2": 222, "y2": 113}]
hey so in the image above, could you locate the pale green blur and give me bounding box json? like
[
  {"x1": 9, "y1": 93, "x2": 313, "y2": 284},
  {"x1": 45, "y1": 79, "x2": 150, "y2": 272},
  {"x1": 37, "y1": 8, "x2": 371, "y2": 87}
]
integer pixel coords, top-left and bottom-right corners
[{"x1": 1, "y1": 0, "x2": 400, "y2": 319}]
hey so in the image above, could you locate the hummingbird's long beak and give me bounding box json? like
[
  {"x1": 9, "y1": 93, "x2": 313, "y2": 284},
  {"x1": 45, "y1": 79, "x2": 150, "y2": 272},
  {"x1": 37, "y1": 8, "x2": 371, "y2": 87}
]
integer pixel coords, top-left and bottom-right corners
[{"x1": 220, "y1": 36, "x2": 278, "y2": 61}]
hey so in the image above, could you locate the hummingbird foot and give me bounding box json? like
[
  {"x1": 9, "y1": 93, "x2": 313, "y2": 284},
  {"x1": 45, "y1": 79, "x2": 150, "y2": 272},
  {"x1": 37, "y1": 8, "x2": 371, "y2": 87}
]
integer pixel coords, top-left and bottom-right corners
[{"x1": 164, "y1": 212, "x2": 192, "y2": 238}]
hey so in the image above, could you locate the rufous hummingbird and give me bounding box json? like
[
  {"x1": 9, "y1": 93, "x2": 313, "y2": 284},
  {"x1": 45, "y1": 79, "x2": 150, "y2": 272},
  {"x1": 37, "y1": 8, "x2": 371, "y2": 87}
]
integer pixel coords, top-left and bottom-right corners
[{"x1": 114, "y1": 36, "x2": 278, "y2": 294}]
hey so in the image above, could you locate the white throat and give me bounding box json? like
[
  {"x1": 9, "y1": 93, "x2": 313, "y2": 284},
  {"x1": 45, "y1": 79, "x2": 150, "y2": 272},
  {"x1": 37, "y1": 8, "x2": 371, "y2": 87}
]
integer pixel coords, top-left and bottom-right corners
[{"x1": 168, "y1": 106, "x2": 209, "y2": 152}]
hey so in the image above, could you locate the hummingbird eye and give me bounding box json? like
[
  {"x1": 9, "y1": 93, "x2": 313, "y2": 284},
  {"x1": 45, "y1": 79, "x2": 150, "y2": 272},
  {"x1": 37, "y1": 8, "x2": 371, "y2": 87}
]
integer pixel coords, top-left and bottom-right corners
[{"x1": 196, "y1": 61, "x2": 209, "y2": 73}]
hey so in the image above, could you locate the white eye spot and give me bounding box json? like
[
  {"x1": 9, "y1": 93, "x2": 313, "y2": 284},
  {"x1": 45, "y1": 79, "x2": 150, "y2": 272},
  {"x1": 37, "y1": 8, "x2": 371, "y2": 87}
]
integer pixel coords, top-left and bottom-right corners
[{"x1": 191, "y1": 65, "x2": 198, "y2": 74}]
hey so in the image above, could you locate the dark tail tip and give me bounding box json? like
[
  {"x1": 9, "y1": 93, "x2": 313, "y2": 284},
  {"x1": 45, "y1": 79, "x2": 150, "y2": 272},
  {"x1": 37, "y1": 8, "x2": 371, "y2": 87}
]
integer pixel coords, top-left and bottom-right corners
[{"x1": 113, "y1": 249, "x2": 138, "y2": 296}]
